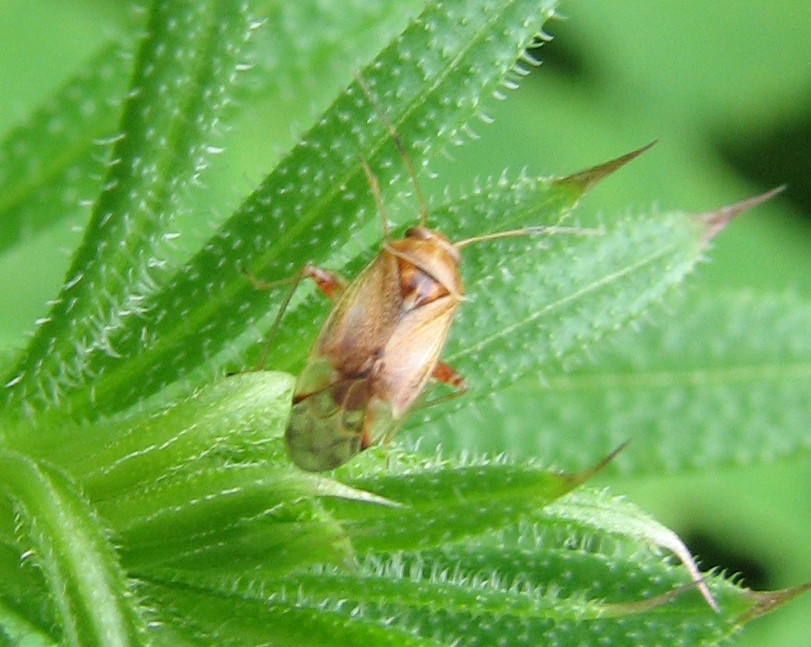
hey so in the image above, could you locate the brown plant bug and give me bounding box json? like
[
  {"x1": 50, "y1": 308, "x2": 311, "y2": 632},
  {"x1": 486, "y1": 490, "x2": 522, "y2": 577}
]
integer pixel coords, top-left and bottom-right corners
[{"x1": 255, "y1": 77, "x2": 600, "y2": 471}]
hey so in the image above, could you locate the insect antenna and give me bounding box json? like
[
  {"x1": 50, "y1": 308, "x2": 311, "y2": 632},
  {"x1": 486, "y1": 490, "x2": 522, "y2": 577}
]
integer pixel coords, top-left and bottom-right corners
[
  {"x1": 455, "y1": 224, "x2": 604, "y2": 248},
  {"x1": 358, "y1": 154, "x2": 390, "y2": 240},
  {"x1": 355, "y1": 74, "x2": 429, "y2": 227}
]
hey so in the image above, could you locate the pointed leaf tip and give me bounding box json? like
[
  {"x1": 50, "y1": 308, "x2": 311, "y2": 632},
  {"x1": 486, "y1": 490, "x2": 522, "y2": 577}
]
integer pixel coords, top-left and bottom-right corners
[
  {"x1": 558, "y1": 141, "x2": 656, "y2": 193},
  {"x1": 570, "y1": 440, "x2": 629, "y2": 485},
  {"x1": 737, "y1": 581, "x2": 811, "y2": 625},
  {"x1": 697, "y1": 185, "x2": 786, "y2": 243}
]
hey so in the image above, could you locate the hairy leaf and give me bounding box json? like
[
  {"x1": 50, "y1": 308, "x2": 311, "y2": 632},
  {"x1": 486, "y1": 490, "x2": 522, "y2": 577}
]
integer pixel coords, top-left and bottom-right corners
[
  {"x1": 3, "y1": 0, "x2": 254, "y2": 421},
  {"x1": 0, "y1": 451, "x2": 147, "y2": 647},
  {"x1": 7, "y1": 0, "x2": 561, "y2": 425}
]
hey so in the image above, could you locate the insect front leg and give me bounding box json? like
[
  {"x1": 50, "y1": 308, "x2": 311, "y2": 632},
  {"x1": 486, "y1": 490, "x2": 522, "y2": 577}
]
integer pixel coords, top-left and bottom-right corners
[
  {"x1": 244, "y1": 264, "x2": 346, "y2": 300},
  {"x1": 247, "y1": 264, "x2": 347, "y2": 369},
  {"x1": 301, "y1": 263, "x2": 347, "y2": 302}
]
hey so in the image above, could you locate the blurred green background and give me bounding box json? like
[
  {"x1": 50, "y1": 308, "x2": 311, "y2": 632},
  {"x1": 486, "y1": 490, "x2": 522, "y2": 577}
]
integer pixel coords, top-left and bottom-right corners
[{"x1": 1, "y1": 1, "x2": 809, "y2": 644}]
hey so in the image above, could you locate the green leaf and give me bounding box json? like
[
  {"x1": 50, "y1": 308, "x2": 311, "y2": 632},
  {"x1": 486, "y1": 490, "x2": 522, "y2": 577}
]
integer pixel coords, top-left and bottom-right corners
[
  {"x1": 12, "y1": 372, "x2": 296, "y2": 500},
  {"x1": 130, "y1": 481, "x2": 798, "y2": 647},
  {"x1": 327, "y1": 450, "x2": 609, "y2": 553},
  {"x1": 540, "y1": 487, "x2": 718, "y2": 609},
  {"x1": 0, "y1": 541, "x2": 56, "y2": 646},
  {"x1": 7, "y1": 0, "x2": 562, "y2": 425},
  {"x1": 10, "y1": 372, "x2": 359, "y2": 577},
  {"x1": 0, "y1": 42, "x2": 131, "y2": 255},
  {"x1": 0, "y1": 602, "x2": 57, "y2": 647},
  {"x1": 1, "y1": 0, "x2": 807, "y2": 645},
  {"x1": 420, "y1": 289, "x2": 811, "y2": 474},
  {"x1": 145, "y1": 582, "x2": 439, "y2": 647},
  {"x1": 573, "y1": 289, "x2": 811, "y2": 474},
  {"x1": 2, "y1": 0, "x2": 254, "y2": 422},
  {"x1": 0, "y1": 451, "x2": 147, "y2": 647}
]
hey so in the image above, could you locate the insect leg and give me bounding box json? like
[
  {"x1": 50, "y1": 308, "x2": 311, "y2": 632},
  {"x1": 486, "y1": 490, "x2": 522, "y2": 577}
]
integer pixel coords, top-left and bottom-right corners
[
  {"x1": 412, "y1": 361, "x2": 469, "y2": 412},
  {"x1": 244, "y1": 264, "x2": 346, "y2": 300},
  {"x1": 248, "y1": 264, "x2": 347, "y2": 370},
  {"x1": 373, "y1": 362, "x2": 468, "y2": 455},
  {"x1": 302, "y1": 263, "x2": 347, "y2": 301},
  {"x1": 432, "y1": 361, "x2": 468, "y2": 393},
  {"x1": 358, "y1": 154, "x2": 390, "y2": 240}
]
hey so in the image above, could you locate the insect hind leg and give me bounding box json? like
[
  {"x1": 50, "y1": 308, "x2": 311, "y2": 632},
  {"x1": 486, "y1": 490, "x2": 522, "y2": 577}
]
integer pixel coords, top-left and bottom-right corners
[
  {"x1": 245, "y1": 264, "x2": 347, "y2": 370},
  {"x1": 432, "y1": 361, "x2": 467, "y2": 391},
  {"x1": 415, "y1": 361, "x2": 468, "y2": 411}
]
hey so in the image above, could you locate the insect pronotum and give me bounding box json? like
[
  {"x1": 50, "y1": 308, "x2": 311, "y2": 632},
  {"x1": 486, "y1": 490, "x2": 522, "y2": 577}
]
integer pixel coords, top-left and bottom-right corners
[{"x1": 255, "y1": 77, "x2": 597, "y2": 472}]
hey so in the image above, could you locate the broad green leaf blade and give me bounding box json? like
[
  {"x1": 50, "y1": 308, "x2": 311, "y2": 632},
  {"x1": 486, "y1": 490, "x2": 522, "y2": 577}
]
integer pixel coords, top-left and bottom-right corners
[
  {"x1": 2, "y1": 0, "x2": 254, "y2": 422},
  {"x1": 574, "y1": 290, "x2": 811, "y2": 473},
  {"x1": 9, "y1": 372, "x2": 359, "y2": 578},
  {"x1": 328, "y1": 456, "x2": 592, "y2": 553},
  {"x1": 540, "y1": 488, "x2": 718, "y2": 610},
  {"x1": 263, "y1": 569, "x2": 732, "y2": 647},
  {"x1": 235, "y1": 491, "x2": 794, "y2": 647},
  {"x1": 0, "y1": 42, "x2": 130, "y2": 256},
  {"x1": 12, "y1": 372, "x2": 296, "y2": 501},
  {"x1": 411, "y1": 193, "x2": 781, "y2": 448},
  {"x1": 272, "y1": 572, "x2": 734, "y2": 647},
  {"x1": 26, "y1": 0, "x2": 563, "y2": 423},
  {"x1": 0, "y1": 451, "x2": 147, "y2": 647},
  {"x1": 98, "y1": 462, "x2": 352, "y2": 575},
  {"x1": 421, "y1": 289, "x2": 811, "y2": 474},
  {"x1": 134, "y1": 483, "x2": 798, "y2": 647},
  {"x1": 127, "y1": 473, "x2": 398, "y2": 579},
  {"x1": 146, "y1": 582, "x2": 440, "y2": 647},
  {"x1": 11, "y1": 372, "x2": 357, "y2": 577}
]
